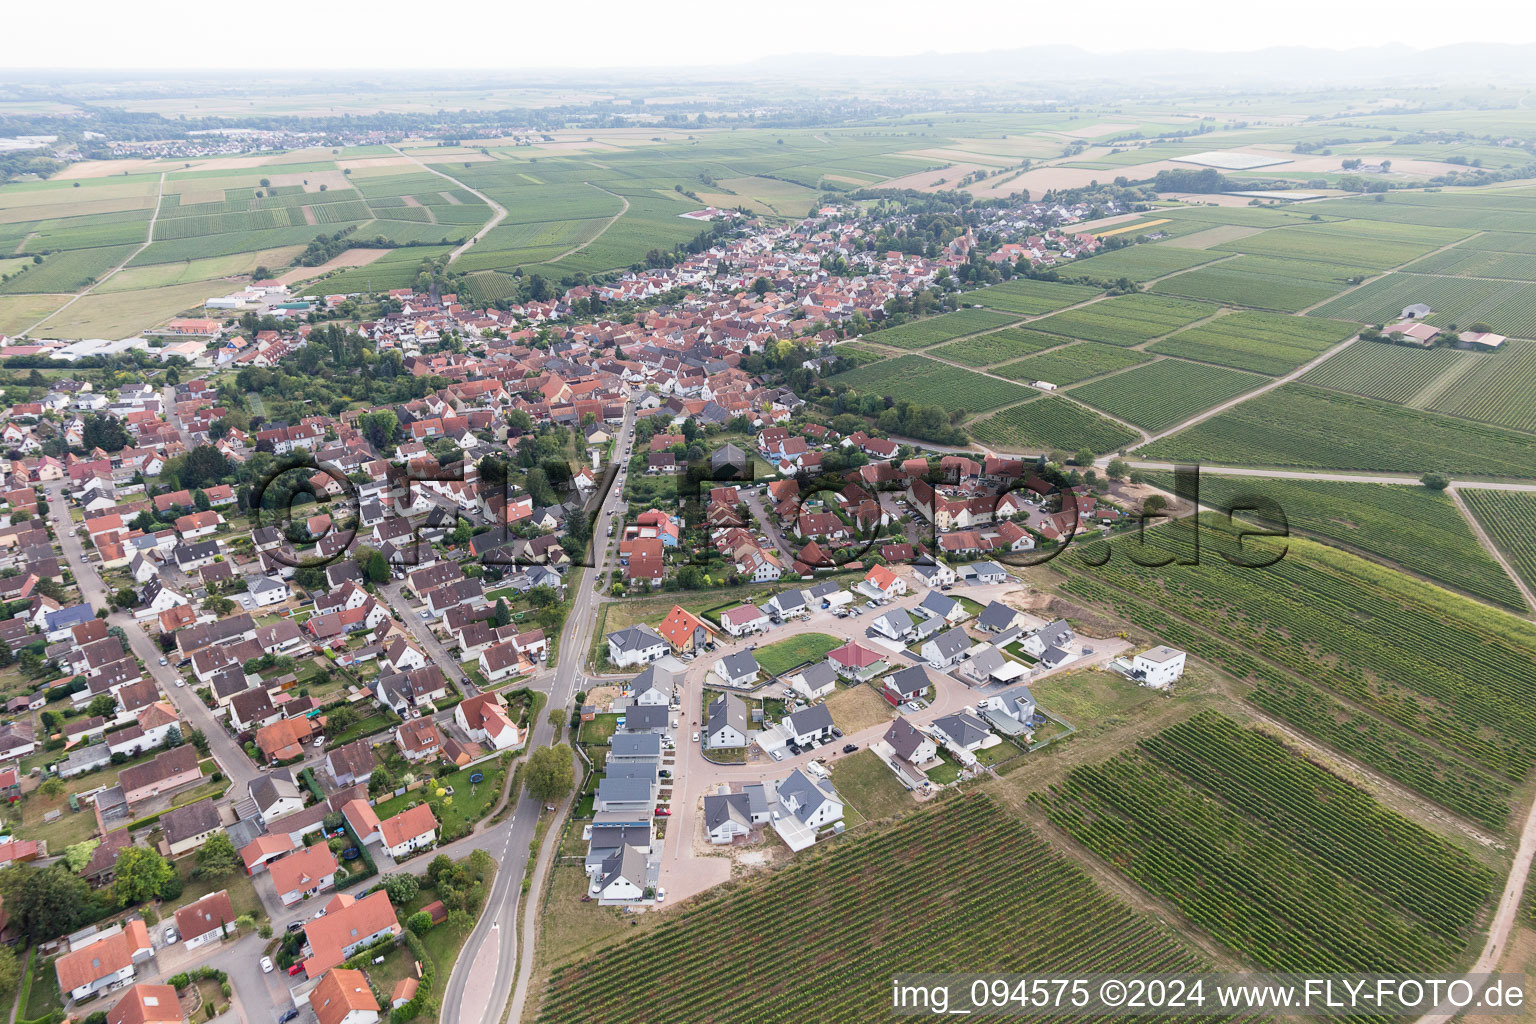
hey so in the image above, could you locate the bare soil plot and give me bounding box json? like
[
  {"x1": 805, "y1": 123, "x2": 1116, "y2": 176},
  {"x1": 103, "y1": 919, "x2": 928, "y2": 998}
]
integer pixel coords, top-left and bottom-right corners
[{"x1": 276, "y1": 247, "x2": 391, "y2": 286}]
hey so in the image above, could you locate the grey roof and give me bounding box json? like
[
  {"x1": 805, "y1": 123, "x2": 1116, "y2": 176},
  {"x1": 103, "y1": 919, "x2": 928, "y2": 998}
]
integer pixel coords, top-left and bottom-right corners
[
  {"x1": 964, "y1": 560, "x2": 1007, "y2": 579},
  {"x1": 776, "y1": 768, "x2": 838, "y2": 824},
  {"x1": 911, "y1": 614, "x2": 944, "y2": 641},
  {"x1": 707, "y1": 693, "x2": 748, "y2": 740},
  {"x1": 785, "y1": 704, "x2": 833, "y2": 737},
  {"x1": 248, "y1": 576, "x2": 287, "y2": 596},
  {"x1": 986, "y1": 683, "x2": 1036, "y2": 718},
  {"x1": 911, "y1": 560, "x2": 952, "y2": 583},
  {"x1": 587, "y1": 823, "x2": 650, "y2": 855},
  {"x1": 623, "y1": 705, "x2": 669, "y2": 731},
  {"x1": 927, "y1": 626, "x2": 971, "y2": 660},
  {"x1": 887, "y1": 664, "x2": 931, "y2": 696},
  {"x1": 250, "y1": 773, "x2": 301, "y2": 811},
  {"x1": 874, "y1": 607, "x2": 914, "y2": 636},
  {"x1": 162, "y1": 797, "x2": 222, "y2": 846},
  {"x1": 611, "y1": 734, "x2": 663, "y2": 761},
  {"x1": 918, "y1": 591, "x2": 960, "y2": 620},
  {"x1": 596, "y1": 777, "x2": 654, "y2": 805},
  {"x1": 932, "y1": 711, "x2": 991, "y2": 748},
  {"x1": 967, "y1": 646, "x2": 1007, "y2": 678},
  {"x1": 630, "y1": 662, "x2": 674, "y2": 696},
  {"x1": 795, "y1": 662, "x2": 837, "y2": 690},
  {"x1": 608, "y1": 624, "x2": 666, "y2": 652},
  {"x1": 772, "y1": 589, "x2": 805, "y2": 611},
  {"x1": 977, "y1": 601, "x2": 1018, "y2": 632},
  {"x1": 1032, "y1": 619, "x2": 1074, "y2": 649},
  {"x1": 804, "y1": 581, "x2": 841, "y2": 600},
  {"x1": 607, "y1": 762, "x2": 658, "y2": 783},
  {"x1": 704, "y1": 791, "x2": 753, "y2": 833},
  {"x1": 598, "y1": 843, "x2": 650, "y2": 890},
  {"x1": 719, "y1": 650, "x2": 760, "y2": 679},
  {"x1": 884, "y1": 719, "x2": 932, "y2": 761}
]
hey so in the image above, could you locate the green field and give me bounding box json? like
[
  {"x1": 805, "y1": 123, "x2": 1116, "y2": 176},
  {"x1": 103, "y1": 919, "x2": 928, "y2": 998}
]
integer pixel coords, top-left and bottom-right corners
[
  {"x1": 1406, "y1": 246, "x2": 1536, "y2": 281},
  {"x1": 995, "y1": 341, "x2": 1150, "y2": 385},
  {"x1": 1033, "y1": 712, "x2": 1495, "y2": 970},
  {"x1": 1299, "y1": 343, "x2": 1473, "y2": 404},
  {"x1": 1026, "y1": 293, "x2": 1218, "y2": 347},
  {"x1": 1161, "y1": 472, "x2": 1527, "y2": 610},
  {"x1": 752, "y1": 633, "x2": 844, "y2": 676},
  {"x1": 930, "y1": 327, "x2": 1064, "y2": 365},
  {"x1": 1308, "y1": 273, "x2": 1536, "y2": 338},
  {"x1": 1068, "y1": 359, "x2": 1267, "y2": 432},
  {"x1": 859, "y1": 308, "x2": 1020, "y2": 350},
  {"x1": 0, "y1": 244, "x2": 138, "y2": 294},
  {"x1": 970, "y1": 396, "x2": 1140, "y2": 454},
  {"x1": 537, "y1": 797, "x2": 1210, "y2": 1024},
  {"x1": 1213, "y1": 219, "x2": 1469, "y2": 272},
  {"x1": 1461, "y1": 490, "x2": 1536, "y2": 595},
  {"x1": 1421, "y1": 339, "x2": 1536, "y2": 434},
  {"x1": 1142, "y1": 383, "x2": 1536, "y2": 478},
  {"x1": 1150, "y1": 254, "x2": 1366, "y2": 312},
  {"x1": 830, "y1": 355, "x2": 1029, "y2": 414},
  {"x1": 1059, "y1": 244, "x2": 1224, "y2": 282},
  {"x1": 1149, "y1": 311, "x2": 1357, "y2": 374},
  {"x1": 968, "y1": 278, "x2": 1101, "y2": 315}
]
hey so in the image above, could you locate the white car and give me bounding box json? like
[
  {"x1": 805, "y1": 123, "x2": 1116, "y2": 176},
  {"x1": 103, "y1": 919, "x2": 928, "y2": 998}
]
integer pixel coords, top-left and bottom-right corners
[
  {"x1": 906, "y1": 701, "x2": 922, "y2": 712},
  {"x1": 313, "y1": 736, "x2": 324, "y2": 747},
  {"x1": 654, "y1": 887, "x2": 666, "y2": 903},
  {"x1": 691, "y1": 731, "x2": 700, "y2": 743},
  {"x1": 158, "y1": 656, "x2": 167, "y2": 665},
  {"x1": 174, "y1": 678, "x2": 185, "y2": 687},
  {"x1": 260, "y1": 956, "x2": 274, "y2": 974}
]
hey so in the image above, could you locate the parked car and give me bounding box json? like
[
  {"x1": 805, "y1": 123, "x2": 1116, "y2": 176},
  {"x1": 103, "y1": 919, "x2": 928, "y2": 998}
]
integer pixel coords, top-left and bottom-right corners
[
  {"x1": 691, "y1": 731, "x2": 699, "y2": 742},
  {"x1": 163, "y1": 927, "x2": 177, "y2": 944},
  {"x1": 260, "y1": 956, "x2": 274, "y2": 974},
  {"x1": 654, "y1": 807, "x2": 671, "y2": 817},
  {"x1": 279, "y1": 1010, "x2": 301, "y2": 1024},
  {"x1": 419, "y1": 610, "x2": 431, "y2": 619},
  {"x1": 313, "y1": 736, "x2": 324, "y2": 747},
  {"x1": 658, "y1": 769, "x2": 671, "y2": 778},
  {"x1": 158, "y1": 656, "x2": 167, "y2": 665},
  {"x1": 842, "y1": 743, "x2": 859, "y2": 754},
  {"x1": 287, "y1": 964, "x2": 304, "y2": 976},
  {"x1": 830, "y1": 727, "x2": 843, "y2": 739},
  {"x1": 654, "y1": 887, "x2": 666, "y2": 903},
  {"x1": 905, "y1": 701, "x2": 922, "y2": 712},
  {"x1": 286, "y1": 921, "x2": 304, "y2": 933}
]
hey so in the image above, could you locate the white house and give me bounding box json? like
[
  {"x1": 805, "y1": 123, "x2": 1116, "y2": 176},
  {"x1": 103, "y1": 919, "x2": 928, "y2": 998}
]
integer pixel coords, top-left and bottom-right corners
[
  {"x1": 789, "y1": 662, "x2": 837, "y2": 701},
  {"x1": 628, "y1": 661, "x2": 678, "y2": 707},
  {"x1": 783, "y1": 705, "x2": 834, "y2": 747},
  {"x1": 772, "y1": 768, "x2": 844, "y2": 851},
  {"x1": 705, "y1": 693, "x2": 748, "y2": 749},
  {"x1": 703, "y1": 783, "x2": 771, "y2": 844},
  {"x1": 173, "y1": 890, "x2": 237, "y2": 951},
  {"x1": 606, "y1": 625, "x2": 668, "y2": 668},
  {"x1": 882, "y1": 718, "x2": 937, "y2": 766},
  {"x1": 870, "y1": 607, "x2": 917, "y2": 642},
  {"x1": 711, "y1": 650, "x2": 760, "y2": 689},
  {"x1": 718, "y1": 604, "x2": 770, "y2": 638},
  {"x1": 247, "y1": 576, "x2": 290, "y2": 607},
  {"x1": 594, "y1": 844, "x2": 649, "y2": 902},
  {"x1": 977, "y1": 683, "x2": 1037, "y2": 735},
  {"x1": 1132, "y1": 646, "x2": 1186, "y2": 688},
  {"x1": 379, "y1": 804, "x2": 438, "y2": 860},
  {"x1": 920, "y1": 626, "x2": 971, "y2": 670}
]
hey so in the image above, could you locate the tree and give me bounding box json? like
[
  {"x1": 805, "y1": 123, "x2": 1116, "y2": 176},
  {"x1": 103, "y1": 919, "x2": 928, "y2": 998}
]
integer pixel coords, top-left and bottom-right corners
[
  {"x1": 1143, "y1": 495, "x2": 1169, "y2": 514},
  {"x1": 407, "y1": 911, "x2": 433, "y2": 935},
  {"x1": 0, "y1": 864, "x2": 97, "y2": 942},
  {"x1": 1105, "y1": 458, "x2": 1128, "y2": 482},
  {"x1": 325, "y1": 704, "x2": 357, "y2": 734},
  {"x1": 193, "y1": 489, "x2": 211, "y2": 512},
  {"x1": 751, "y1": 276, "x2": 770, "y2": 297},
  {"x1": 88, "y1": 693, "x2": 117, "y2": 719},
  {"x1": 383, "y1": 874, "x2": 420, "y2": 905},
  {"x1": 113, "y1": 847, "x2": 176, "y2": 906},
  {"x1": 194, "y1": 832, "x2": 239, "y2": 878},
  {"x1": 62, "y1": 839, "x2": 100, "y2": 873},
  {"x1": 492, "y1": 598, "x2": 511, "y2": 628},
  {"x1": 39, "y1": 777, "x2": 64, "y2": 799},
  {"x1": 1421, "y1": 472, "x2": 1451, "y2": 491},
  {"x1": 113, "y1": 587, "x2": 137, "y2": 608},
  {"x1": 0, "y1": 945, "x2": 18, "y2": 997},
  {"x1": 187, "y1": 728, "x2": 210, "y2": 755},
  {"x1": 1074, "y1": 448, "x2": 1096, "y2": 468},
  {"x1": 358, "y1": 410, "x2": 399, "y2": 450},
  {"x1": 525, "y1": 744, "x2": 574, "y2": 802}
]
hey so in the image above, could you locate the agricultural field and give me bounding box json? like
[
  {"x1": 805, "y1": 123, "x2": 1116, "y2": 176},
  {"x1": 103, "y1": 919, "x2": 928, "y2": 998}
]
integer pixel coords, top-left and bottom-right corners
[
  {"x1": 0, "y1": 244, "x2": 138, "y2": 294},
  {"x1": 829, "y1": 355, "x2": 1029, "y2": 415},
  {"x1": 1213, "y1": 218, "x2": 1469, "y2": 272},
  {"x1": 968, "y1": 278, "x2": 1101, "y2": 315},
  {"x1": 858, "y1": 308, "x2": 1019, "y2": 350},
  {"x1": 1461, "y1": 490, "x2": 1536, "y2": 595},
  {"x1": 1149, "y1": 254, "x2": 1366, "y2": 312},
  {"x1": 1141, "y1": 383, "x2": 1536, "y2": 478},
  {"x1": 995, "y1": 342, "x2": 1150, "y2": 386},
  {"x1": 970, "y1": 396, "x2": 1140, "y2": 454},
  {"x1": 1298, "y1": 343, "x2": 1473, "y2": 404},
  {"x1": 1032, "y1": 712, "x2": 1495, "y2": 971},
  {"x1": 1068, "y1": 358, "x2": 1265, "y2": 432},
  {"x1": 1058, "y1": 519, "x2": 1536, "y2": 828},
  {"x1": 0, "y1": 294, "x2": 68, "y2": 334},
  {"x1": 537, "y1": 797, "x2": 1210, "y2": 1024},
  {"x1": 1057, "y1": 244, "x2": 1223, "y2": 282},
  {"x1": 1156, "y1": 472, "x2": 1527, "y2": 610},
  {"x1": 930, "y1": 327, "x2": 1063, "y2": 366},
  {"x1": 1406, "y1": 246, "x2": 1536, "y2": 281},
  {"x1": 1309, "y1": 273, "x2": 1536, "y2": 338},
  {"x1": 1148, "y1": 311, "x2": 1357, "y2": 375},
  {"x1": 314, "y1": 246, "x2": 454, "y2": 294},
  {"x1": 1026, "y1": 294, "x2": 1218, "y2": 347},
  {"x1": 35, "y1": 280, "x2": 224, "y2": 339},
  {"x1": 1422, "y1": 339, "x2": 1536, "y2": 434}
]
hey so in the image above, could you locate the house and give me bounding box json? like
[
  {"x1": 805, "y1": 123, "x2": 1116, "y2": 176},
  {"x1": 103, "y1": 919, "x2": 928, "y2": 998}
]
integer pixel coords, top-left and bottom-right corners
[
  {"x1": 718, "y1": 603, "x2": 770, "y2": 638},
  {"x1": 106, "y1": 983, "x2": 182, "y2": 1024},
  {"x1": 174, "y1": 890, "x2": 236, "y2": 950},
  {"x1": 658, "y1": 605, "x2": 716, "y2": 653},
  {"x1": 269, "y1": 843, "x2": 338, "y2": 905},
  {"x1": 704, "y1": 692, "x2": 748, "y2": 749},
  {"x1": 595, "y1": 776, "x2": 656, "y2": 814},
  {"x1": 783, "y1": 704, "x2": 834, "y2": 747},
  {"x1": 1021, "y1": 619, "x2": 1075, "y2": 660},
  {"x1": 622, "y1": 704, "x2": 670, "y2": 734},
  {"x1": 628, "y1": 660, "x2": 678, "y2": 706},
  {"x1": 772, "y1": 768, "x2": 844, "y2": 851},
  {"x1": 342, "y1": 799, "x2": 384, "y2": 846},
  {"x1": 55, "y1": 920, "x2": 153, "y2": 1001},
  {"x1": 255, "y1": 716, "x2": 315, "y2": 762},
  {"x1": 1132, "y1": 646, "x2": 1186, "y2": 688},
  {"x1": 594, "y1": 843, "x2": 649, "y2": 902},
  {"x1": 120, "y1": 745, "x2": 200, "y2": 805},
  {"x1": 917, "y1": 591, "x2": 966, "y2": 626},
  {"x1": 230, "y1": 688, "x2": 281, "y2": 732},
  {"x1": 711, "y1": 650, "x2": 760, "y2": 688},
  {"x1": 920, "y1": 626, "x2": 972, "y2": 670},
  {"x1": 766, "y1": 589, "x2": 806, "y2": 620},
  {"x1": 302, "y1": 891, "x2": 402, "y2": 977},
  {"x1": 310, "y1": 967, "x2": 381, "y2": 1024},
  {"x1": 961, "y1": 644, "x2": 1026, "y2": 686},
  {"x1": 163, "y1": 797, "x2": 223, "y2": 855},
  {"x1": 958, "y1": 560, "x2": 1008, "y2": 585},
  {"x1": 606, "y1": 624, "x2": 668, "y2": 668},
  {"x1": 454, "y1": 693, "x2": 524, "y2": 750},
  {"x1": 394, "y1": 718, "x2": 442, "y2": 762},
  {"x1": 883, "y1": 718, "x2": 937, "y2": 765},
  {"x1": 930, "y1": 711, "x2": 992, "y2": 758},
  {"x1": 379, "y1": 802, "x2": 438, "y2": 860},
  {"x1": 251, "y1": 772, "x2": 305, "y2": 822},
  {"x1": 789, "y1": 661, "x2": 837, "y2": 701},
  {"x1": 976, "y1": 600, "x2": 1021, "y2": 634},
  {"x1": 859, "y1": 564, "x2": 907, "y2": 601},
  {"x1": 477, "y1": 642, "x2": 527, "y2": 686},
  {"x1": 703, "y1": 784, "x2": 771, "y2": 844},
  {"x1": 326, "y1": 738, "x2": 375, "y2": 788},
  {"x1": 977, "y1": 683, "x2": 1037, "y2": 734},
  {"x1": 827, "y1": 641, "x2": 887, "y2": 682},
  {"x1": 247, "y1": 575, "x2": 290, "y2": 607},
  {"x1": 240, "y1": 833, "x2": 296, "y2": 875},
  {"x1": 0, "y1": 720, "x2": 37, "y2": 762},
  {"x1": 870, "y1": 607, "x2": 916, "y2": 642},
  {"x1": 610, "y1": 733, "x2": 663, "y2": 765},
  {"x1": 910, "y1": 559, "x2": 957, "y2": 589},
  {"x1": 883, "y1": 665, "x2": 933, "y2": 704}
]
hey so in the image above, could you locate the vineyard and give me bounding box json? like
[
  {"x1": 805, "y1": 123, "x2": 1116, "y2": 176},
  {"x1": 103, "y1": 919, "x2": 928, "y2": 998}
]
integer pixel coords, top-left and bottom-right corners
[
  {"x1": 1149, "y1": 311, "x2": 1356, "y2": 375},
  {"x1": 1056, "y1": 518, "x2": 1536, "y2": 828},
  {"x1": 1462, "y1": 490, "x2": 1536, "y2": 595},
  {"x1": 970, "y1": 396, "x2": 1140, "y2": 454},
  {"x1": 1031, "y1": 712, "x2": 1494, "y2": 972},
  {"x1": 1406, "y1": 246, "x2": 1536, "y2": 281},
  {"x1": 969, "y1": 277, "x2": 1101, "y2": 315},
  {"x1": 1214, "y1": 220, "x2": 1465, "y2": 271},
  {"x1": 1150, "y1": 254, "x2": 1366, "y2": 312},
  {"x1": 1298, "y1": 343, "x2": 1472, "y2": 404},
  {"x1": 538, "y1": 796, "x2": 1210, "y2": 1024},
  {"x1": 1141, "y1": 383, "x2": 1536, "y2": 478},
  {"x1": 829, "y1": 355, "x2": 1029, "y2": 414},
  {"x1": 0, "y1": 245, "x2": 139, "y2": 295},
  {"x1": 1308, "y1": 273, "x2": 1536, "y2": 338},
  {"x1": 1067, "y1": 359, "x2": 1266, "y2": 432},
  {"x1": 1423, "y1": 339, "x2": 1536, "y2": 434},
  {"x1": 1148, "y1": 472, "x2": 1527, "y2": 610},
  {"x1": 932, "y1": 327, "x2": 1063, "y2": 366},
  {"x1": 858, "y1": 308, "x2": 1020, "y2": 350},
  {"x1": 1027, "y1": 294, "x2": 1218, "y2": 347},
  {"x1": 995, "y1": 342, "x2": 1150, "y2": 385},
  {"x1": 1058, "y1": 244, "x2": 1223, "y2": 282}
]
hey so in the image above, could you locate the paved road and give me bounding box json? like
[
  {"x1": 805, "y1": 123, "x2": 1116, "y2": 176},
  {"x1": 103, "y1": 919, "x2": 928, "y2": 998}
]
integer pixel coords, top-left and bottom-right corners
[
  {"x1": 1113, "y1": 460, "x2": 1536, "y2": 492},
  {"x1": 381, "y1": 581, "x2": 480, "y2": 698},
  {"x1": 389, "y1": 145, "x2": 508, "y2": 265}
]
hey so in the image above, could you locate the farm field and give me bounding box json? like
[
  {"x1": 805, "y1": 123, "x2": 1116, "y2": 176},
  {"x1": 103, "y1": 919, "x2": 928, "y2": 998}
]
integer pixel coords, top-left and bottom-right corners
[
  {"x1": 1057, "y1": 244, "x2": 1224, "y2": 282},
  {"x1": 995, "y1": 341, "x2": 1149, "y2": 385},
  {"x1": 35, "y1": 280, "x2": 217, "y2": 339},
  {"x1": 1406, "y1": 246, "x2": 1536, "y2": 280},
  {"x1": 1149, "y1": 311, "x2": 1357, "y2": 375},
  {"x1": 967, "y1": 278, "x2": 1101, "y2": 315},
  {"x1": 1032, "y1": 712, "x2": 1495, "y2": 971},
  {"x1": 828, "y1": 355, "x2": 1029, "y2": 414},
  {"x1": 536, "y1": 796, "x2": 1210, "y2": 1024},
  {"x1": 1298, "y1": 343, "x2": 1474, "y2": 404},
  {"x1": 1058, "y1": 519, "x2": 1536, "y2": 828},
  {"x1": 930, "y1": 327, "x2": 1063, "y2": 365},
  {"x1": 1141, "y1": 383, "x2": 1536, "y2": 478},
  {"x1": 970, "y1": 396, "x2": 1140, "y2": 454},
  {"x1": 1461, "y1": 490, "x2": 1536, "y2": 596},
  {"x1": 0, "y1": 294, "x2": 68, "y2": 334},
  {"x1": 1422, "y1": 339, "x2": 1536, "y2": 434},
  {"x1": 1149, "y1": 254, "x2": 1366, "y2": 312},
  {"x1": 315, "y1": 246, "x2": 454, "y2": 294},
  {"x1": 95, "y1": 245, "x2": 307, "y2": 293},
  {"x1": 1308, "y1": 273, "x2": 1536, "y2": 338},
  {"x1": 0, "y1": 244, "x2": 138, "y2": 294},
  {"x1": 858, "y1": 308, "x2": 1019, "y2": 350},
  {"x1": 1067, "y1": 358, "x2": 1267, "y2": 432},
  {"x1": 1026, "y1": 293, "x2": 1218, "y2": 347},
  {"x1": 1157, "y1": 472, "x2": 1527, "y2": 610},
  {"x1": 1213, "y1": 219, "x2": 1469, "y2": 271}
]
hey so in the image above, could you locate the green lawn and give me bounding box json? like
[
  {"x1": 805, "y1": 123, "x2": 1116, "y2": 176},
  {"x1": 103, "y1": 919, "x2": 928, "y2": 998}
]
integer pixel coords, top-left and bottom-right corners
[
  {"x1": 830, "y1": 750, "x2": 915, "y2": 821},
  {"x1": 370, "y1": 761, "x2": 507, "y2": 842},
  {"x1": 21, "y1": 948, "x2": 63, "y2": 1021},
  {"x1": 578, "y1": 713, "x2": 621, "y2": 747},
  {"x1": 925, "y1": 754, "x2": 961, "y2": 785},
  {"x1": 753, "y1": 633, "x2": 843, "y2": 677},
  {"x1": 326, "y1": 712, "x2": 399, "y2": 749},
  {"x1": 974, "y1": 738, "x2": 1025, "y2": 768},
  {"x1": 164, "y1": 859, "x2": 263, "y2": 921}
]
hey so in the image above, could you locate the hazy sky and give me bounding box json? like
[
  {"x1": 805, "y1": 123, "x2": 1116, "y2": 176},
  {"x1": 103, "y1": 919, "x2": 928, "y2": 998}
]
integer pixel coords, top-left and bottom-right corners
[{"x1": 6, "y1": 0, "x2": 1530, "y2": 70}]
